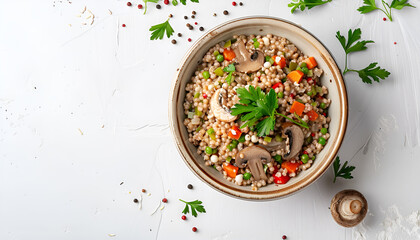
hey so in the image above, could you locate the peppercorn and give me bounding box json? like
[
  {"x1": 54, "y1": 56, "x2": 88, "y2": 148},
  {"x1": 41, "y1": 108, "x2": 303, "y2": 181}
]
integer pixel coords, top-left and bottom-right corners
[
  {"x1": 169, "y1": 14, "x2": 173, "y2": 18},
  {"x1": 181, "y1": 215, "x2": 187, "y2": 220},
  {"x1": 127, "y1": 2, "x2": 132, "y2": 6},
  {"x1": 141, "y1": 189, "x2": 146, "y2": 193},
  {"x1": 239, "y1": 2, "x2": 243, "y2": 6},
  {"x1": 194, "y1": 22, "x2": 198, "y2": 25},
  {"x1": 187, "y1": 184, "x2": 193, "y2": 189},
  {"x1": 192, "y1": 11, "x2": 196, "y2": 15},
  {"x1": 192, "y1": 227, "x2": 197, "y2": 232},
  {"x1": 213, "y1": 13, "x2": 217, "y2": 16},
  {"x1": 164, "y1": 0, "x2": 169, "y2": 5},
  {"x1": 156, "y1": 4, "x2": 161, "y2": 9},
  {"x1": 171, "y1": 39, "x2": 177, "y2": 44},
  {"x1": 162, "y1": 198, "x2": 168, "y2": 203},
  {"x1": 191, "y1": 15, "x2": 195, "y2": 19},
  {"x1": 282, "y1": 235, "x2": 287, "y2": 239},
  {"x1": 177, "y1": 33, "x2": 182, "y2": 37},
  {"x1": 223, "y1": 10, "x2": 229, "y2": 15},
  {"x1": 199, "y1": 27, "x2": 204, "y2": 31},
  {"x1": 122, "y1": 24, "x2": 126, "y2": 27},
  {"x1": 188, "y1": 38, "x2": 192, "y2": 42},
  {"x1": 232, "y1": 1, "x2": 237, "y2": 6},
  {"x1": 184, "y1": 16, "x2": 188, "y2": 19},
  {"x1": 138, "y1": 4, "x2": 143, "y2": 9},
  {"x1": 133, "y1": 198, "x2": 138, "y2": 203}
]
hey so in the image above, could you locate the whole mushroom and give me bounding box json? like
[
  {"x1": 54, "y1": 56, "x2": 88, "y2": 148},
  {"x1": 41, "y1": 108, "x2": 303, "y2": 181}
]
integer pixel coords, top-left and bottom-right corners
[
  {"x1": 232, "y1": 40, "x2": 264, "y2": 73},
  {"x1": 283, "y1": 124, "x2": 304, "y2": 160},
  {"x1": 330, "y1": 189, "x2": 368, "y2": 227},
  {"x1": 235, "y1": 146, "x2": 272, "y2": 181},
  {"x1": 210, "y1": 89, "x2": 237, "y2": 122}
]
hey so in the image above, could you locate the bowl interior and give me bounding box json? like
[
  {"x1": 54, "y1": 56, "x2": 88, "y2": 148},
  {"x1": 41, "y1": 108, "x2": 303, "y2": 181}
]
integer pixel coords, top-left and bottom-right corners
[{"x1": 170, "y1": 17, "x2": 347, "y2": 200}]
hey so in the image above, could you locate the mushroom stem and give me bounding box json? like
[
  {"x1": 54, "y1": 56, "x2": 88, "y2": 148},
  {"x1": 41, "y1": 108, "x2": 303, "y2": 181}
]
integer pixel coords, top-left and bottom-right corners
[{"x1": 341, "y1": 199, "x2": 362, "y2": 215}]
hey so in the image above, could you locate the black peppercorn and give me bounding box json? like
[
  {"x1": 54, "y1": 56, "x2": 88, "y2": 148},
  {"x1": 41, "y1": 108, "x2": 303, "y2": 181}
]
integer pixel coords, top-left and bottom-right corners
[
  {"x1": 171, "y1": 39, "x2": 177, "y2": 44},
  {"x1": 192, "y1": 11, "x2": 196, "y2": 15},
  {"x1": 191, "y1": 15, "x2": 195, "y2": 19},
  {"x1": 184, "y1": 16, "x2": 188, "y2": 19},
  {"x1": 177, "y1": 33, "x2": 182, "y2": 37},
  {"x1": 156, "y1": 4, "x2": 161, "y2": 9},
  {"x1": 133, "y1": 198, "x2": 139, "y2": 203},
  {"x1": 239, "y1": 2, "x2": 243, "y2": 6},
  {"x1": 199, "y1": 27, "x2": 204, "y2": 31},
  {"x1": 187, "y1": 184, "x2": 193, "y2": 189},
  {"x1": 223, "y1": 10, "x2": 229, "y2": 15}
]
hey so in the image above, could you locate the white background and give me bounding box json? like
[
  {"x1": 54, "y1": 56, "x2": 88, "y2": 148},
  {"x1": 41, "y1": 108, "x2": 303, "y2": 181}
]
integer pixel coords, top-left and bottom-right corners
[{"x1": 1, "y1": 0, "x2": 420, "y2": 239}]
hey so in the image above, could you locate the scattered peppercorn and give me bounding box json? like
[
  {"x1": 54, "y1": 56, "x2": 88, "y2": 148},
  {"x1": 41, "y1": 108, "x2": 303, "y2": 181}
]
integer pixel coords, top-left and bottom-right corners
[
  {"x1": 162, "y1": 198, "x2": 168, "y2": 203},
  {"x1": 178, "y1": 33, "x2": 182, "y2": 37},
  {"x1": 184, "y1": 16, "x2": 188, "y2": 19},
  {"x1": 133, "y1": 198, "x2": 139, "y2": 203},
  {"x1": 191, "y1": 15, "x2": 195, "y2": 19},
  {"x1": 199, "y1": 27, "x2": 204, "y2": 31},
  {"x1": 181, "y1": 215, "x2": 187, "y2": 220},
  {"x1": 138, "y1": 4, "x2": 143, "y2": 9},
  {"x1": 239, "y1": 2, "x2": 243, "y2": 6},
  {"x1": 188, "y1": 38, "x2": 192, "y2": 42},
  {"x1": 192, "y1": 11, "x2": 196, "y2": 15},
  {"x1": 394, "y1": 42, "x2": 397, "y2": 45},
  {"x1": 142, "y1": 189, "x2": 146, "y2": 193},
  {"x1": 186, "y1": 23, "x2": 193, "y2": 30},
  {"x1": 164, "y1": 0, "x2": 169, "y2": 5},
  {"x1": 192, "y1": 227, "x2": 197, "y2": 232},
  {"x1": 127, "y1": 2, "x2": 132, "y2": 6},
  {"x1": 223, "y1": 10, "x2": 229, "y2": 15},
  {"x1": 187, "y1": 184, "x2": 193, "y2": 189},
  {"x1": 213, "y1": 13, "x2": 217, "y2": 16},
  {"x1": 282, "y1": 235, "x2": 287, "y2": 239},
  {"x1": 383, "y1": 17, "x2": 386, "y2": 21},
  {"x1": 122, "y1": 24, "x2": 126, "y2": 27},
  {"x1": 171, "y1": 39, "x2": 177, "y2": 44},
  {"x1": 156, "y1": 4, "x2": 161, "y2": 9},
  {"x1": 169, "y1": 14, "x2": 173, "y2": 18},
  {"x1": 232, "y1": 1, "x2": 237, "y2": 6}
]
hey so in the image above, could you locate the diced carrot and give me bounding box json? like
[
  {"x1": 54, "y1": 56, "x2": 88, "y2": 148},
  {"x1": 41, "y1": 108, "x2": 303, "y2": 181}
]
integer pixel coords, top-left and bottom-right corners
[
  {"x1": 281, "y1": 161, "x2": 301, "y2": 174},
  {"x1": 272, "y1": 55, "x2": 286, "y2": 68},
  {"x1": 287, "y1": 70, "x2": 304, "y2": 84},
  {"x1": 304, "y1": 57, "x2": 317, "y2": 69},
  {"x1": 223, "y1": 49, "x2": 236, "y2": 61},
  {"x1": 222, "y1": 162, "x2": 239, "y2": 178},
  {"x1": 307, "y1": 110, "x2": 319, "y2": 121},
  {"x1": 290, "y1": 101, "x2": 305, "y2": 116},
  {"x1": 228, "y1": 126, "x2": 242, "y2": 140}
]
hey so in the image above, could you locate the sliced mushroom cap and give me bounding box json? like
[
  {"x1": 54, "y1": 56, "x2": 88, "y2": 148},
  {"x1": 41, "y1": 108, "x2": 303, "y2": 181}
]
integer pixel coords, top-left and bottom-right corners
[
  {"x1": 236, "y1": 146, "x2": 272, "y2": 181},
  {"x1": 263, "y1": 138, "x2": 286, "y2": 152},
  {"x1": 232, "y1": 41, "x2": 264, "y2": 73},
  {"x1": 210, "y1": 89, "x2": 237, "y2": 122},
  {"x1": 283, "y1": 124, "x2": 304, "y2": 160},
  {"x1": 330, "y1": 189, "x2": 368, "y2": 227}
]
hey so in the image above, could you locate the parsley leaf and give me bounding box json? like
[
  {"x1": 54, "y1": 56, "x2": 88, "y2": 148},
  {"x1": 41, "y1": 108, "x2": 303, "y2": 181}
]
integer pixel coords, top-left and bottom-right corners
[
  {"x1": 172, "y1": 0, "x2": 178, "y2": 5},
  {"x1": 223, "y1": 64, "x2": 236, "y2": 85},
  {"x1": 354, "y1": 62, "x2": 390, "y2": 84},
  {"x1": 143, "y1": 0, "x2": 160, "y2": 15},
  {"x1": 149, "y1": 19, "x2": 174, "y2": 40},
  {"x1": 336, "y1": 28, "x2": 390, "y2": 83},
  {"x1": 333, "y1": 156, "x2": 355, "y2": 183},
  {"x1": 179, "y1": 199, "x2": 206, "y2": 217},
  {"x1": 288, "y1": 0, "x2": 332, "y2": 13},
  {"x1": 180, "y1": 0, "x2": 199, "y2": 5},
  {"x1": 357, "y1": 0, "x2": 415, "y2": 21}
]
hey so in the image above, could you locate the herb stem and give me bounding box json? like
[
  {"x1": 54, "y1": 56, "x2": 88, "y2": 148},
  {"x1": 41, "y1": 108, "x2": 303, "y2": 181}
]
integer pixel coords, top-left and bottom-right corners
[
  {"x1": 275, "y1": 111, "x2": 309, "y2": 129},
  {"x1": 343, "y1": 53, "x2": 349, "y2": 74}
]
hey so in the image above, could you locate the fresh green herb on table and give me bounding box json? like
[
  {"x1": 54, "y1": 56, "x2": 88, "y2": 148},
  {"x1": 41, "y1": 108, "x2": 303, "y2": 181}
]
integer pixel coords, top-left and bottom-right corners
[
  {"x1": 288, "y1": 0, "x2": 332, "y2": 13},
  {"x1": 172, "y1": 0, "x2": 199, "y2": 5},
  {"x1": 333, "y1": 156, "x2": 355, "y2": 183},
  {"x1": 179, "y1": 199, "x2": 206, "y2": 217},
  {"x1": 336, "y1": 28, "x2": 390, "y2": 84},
  {"x1": 149, "y1": 19, "x2": 174, "y2": 40},
  {"x1": 143, "y1": 0, "x2": 159, "y2": 15},
  {"x1": 358, "y1": 0, "x2": 415, "y2": 21},
  {"x1": 231, "y1": 86, "x2": 309, "y2": 137}
]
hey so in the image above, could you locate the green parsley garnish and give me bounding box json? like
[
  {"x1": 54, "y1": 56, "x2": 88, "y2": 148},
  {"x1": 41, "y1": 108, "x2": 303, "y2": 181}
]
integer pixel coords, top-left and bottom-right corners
[
  {"x1": 143, "y1": 0, "x2": 159, "y2": 15},
  {"x1": 179, "y1": 199, "x2": 206, "y2": 217},
  {"x1": 333, "y1": 156, "x2": 356, "y2": 183},
  {"x1": 288, "y1": 0, "x2": 332, "y2": 13},
  {"x1": 231, "y1": 86, "x2": 308, "y2": 137},
  {"x1": 252, "y1": 38, "x2": 260, "y2": 48},
  {"x1": 357, "y1": 0, "x2": 415, "y2": 21},
  {"x1": 223, "y1": 64, "x2": 236, "y2": 85},
  {"x1": 149, "y1": 19, "x2": 175, "y2": 40},
  {"x1": 336, "y1": 28, "x2": 390, "y2": 84}
]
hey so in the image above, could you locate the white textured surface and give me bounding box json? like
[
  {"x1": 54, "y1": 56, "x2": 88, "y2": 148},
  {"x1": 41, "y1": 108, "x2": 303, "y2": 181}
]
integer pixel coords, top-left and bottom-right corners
[{"x1": 1, "y1": 0, "x2": 420, "y2": 239}]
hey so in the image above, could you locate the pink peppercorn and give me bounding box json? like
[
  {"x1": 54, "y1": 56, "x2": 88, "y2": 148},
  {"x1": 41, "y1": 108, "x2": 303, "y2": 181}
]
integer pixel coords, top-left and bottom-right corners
[
  {"x1": 192, "y1": 227, "x2": 197, "y2": 232},
  {"x1": 232, "y1": 1, "x2": 237, "y2": 6},
  {"x1": 164, "y1": 0, "x2": 169, "y2": 4},
  {"x1": 127, "y1": 2, "x2": 132, "y2": 6},
  {"x1": 181, "y1": 215, "x2": 186, "y2": 220},
  {"x1": 188, "y1": 38, "x2": 192, "y2": 42},
  {"x1": 122, "y1": 24, "x2": 126, "y2": 27},
  {"x1": 138, "y1": 4, "x2": 143, "y2": 9},
  {"x1": 162, "y1": 198, "x2": 168, "y2": 203},
  {"x1": 383, "y1": 17, "x2": 386, "y2": 21}
]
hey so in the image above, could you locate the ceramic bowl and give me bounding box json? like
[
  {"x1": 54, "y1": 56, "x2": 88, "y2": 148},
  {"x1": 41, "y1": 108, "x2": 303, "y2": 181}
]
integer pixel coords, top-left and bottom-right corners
[{"x1": 169, "y1": 16, "x2": 347, "y2": 200}]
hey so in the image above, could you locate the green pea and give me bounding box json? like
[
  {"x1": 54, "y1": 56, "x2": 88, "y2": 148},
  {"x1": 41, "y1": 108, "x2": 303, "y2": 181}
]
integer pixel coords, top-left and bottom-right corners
[
  {"x1": 301, "y1": 154, "x2": 309, "y2": 163},
  {"x1": 321, "y1": 128, "x2": 328, "y2": 135},
  {"x1": 278, "y1": 91, "x2": 284, "y2": 98},
  {"x1": 301, "y1": 66, "x2": 309, "y2": 75},
  {"x1": 213, "y1": 51, "x2": 220, "y2": 56},
  {"x1": 320, "y1": 102, "x2": 326, "y2": 109},
  {"x1": 216, "y1": 54, "x2": 224, "y2": 62},
  {"x1": 205, "y1": 147, "x2": 213, "y2": 155},
  {"x1": 318, "y1": 137, "x2": 326, "y2": 146},
  {"x1": 274, "y1": 155, "x2": 282, "y2": 164},
  {"x1": 243, "y1": 172, "x2": 252, "y2": 180},
  {"x1": 202, "y1": 71, "x2": 210, "y2": 79}
]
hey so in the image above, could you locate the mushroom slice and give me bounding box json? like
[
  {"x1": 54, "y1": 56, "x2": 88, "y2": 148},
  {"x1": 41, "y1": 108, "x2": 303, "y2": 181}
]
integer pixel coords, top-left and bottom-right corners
[
  {"x1": 263, "y1": 138, "x2": 286, "y2": 152},
  {"x1": 232, "y1": 41, "x2": 264, "y2": 73},
  {"x1": 283, "y1": 124, "x2": 304, "y2": 160},
  {"x1": 330, "y1": 189, "x2": 368, "y2": 227},
  {"x1": 236, "y1": 146, "x2": 272, "y2": 181},
  {"x1": 210, "y1": 89, "x2": 237, "y2": 122}
]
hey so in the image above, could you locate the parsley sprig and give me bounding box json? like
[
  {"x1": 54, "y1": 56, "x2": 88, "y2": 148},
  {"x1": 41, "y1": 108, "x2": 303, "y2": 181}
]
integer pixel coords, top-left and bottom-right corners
[
  {"x1": 231, "y1": 86, "x2": 308, "y2": 137},
  {"x1": 143, "y1": 0, "x2": 159, "y2": 15},
  {"x1": 149, "y1": 19, "x2": 174, "y2": 40},
  {"x1": 288, "y1": 0, "x2": 332, "y2": 13},
  {"x1": 179, "y1": 199, "x2": 206, "y2": 217},
  {"x1": 336, "y1": 28, "x2": 390, "y2": 84},
  {"x1": 172, "y1": 0, "x2": 199, "y2": 5},
  {"x1": 333, "y1": 156, "x2": 355, "y2": 183},
  {"x1": 223, "y1": 64, "x2": 236, "y2": 85},
  {"x1": 358, "y1": 0, "x2": 415, "y2": 21}
]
